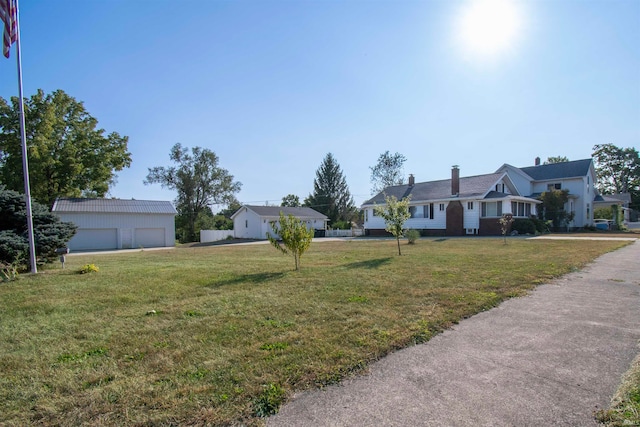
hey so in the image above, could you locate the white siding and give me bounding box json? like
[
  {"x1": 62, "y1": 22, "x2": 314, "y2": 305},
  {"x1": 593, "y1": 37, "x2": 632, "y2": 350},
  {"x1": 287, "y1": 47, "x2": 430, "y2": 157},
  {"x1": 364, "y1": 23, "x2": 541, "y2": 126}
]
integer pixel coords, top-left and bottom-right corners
[
  {"x1": 135, "y1": 228, "x2": 166, "y2": 248},
  {"x1": 233, "y1": 208, "x2": 263, "y2": 239},
  {"x1": 68, "y1": 229, "x2": 118, "y2": 251},
  {"x1": 56, "y1": 212, "x2": 175, "y2": 250}
]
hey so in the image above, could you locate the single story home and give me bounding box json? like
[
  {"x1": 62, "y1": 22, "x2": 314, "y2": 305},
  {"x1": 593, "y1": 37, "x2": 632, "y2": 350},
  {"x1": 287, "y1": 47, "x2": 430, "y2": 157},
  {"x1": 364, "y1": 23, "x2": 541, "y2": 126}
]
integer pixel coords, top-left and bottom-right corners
[
  {"x1": 232, "y1": 205, "x2": 328, "y2": 239},
  {"x1": 594, "y1": 193, "x2": 632, "y2": 223},
  {"x1": 52, "y1": 198, "x2": 177, "y2": 251}
]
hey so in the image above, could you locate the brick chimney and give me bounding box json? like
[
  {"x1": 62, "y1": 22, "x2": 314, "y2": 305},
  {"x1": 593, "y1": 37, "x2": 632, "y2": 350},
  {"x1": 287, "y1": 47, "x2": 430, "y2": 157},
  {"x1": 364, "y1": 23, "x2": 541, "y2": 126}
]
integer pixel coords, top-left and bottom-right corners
[
  {"x1": 408, "y1": 174, "x2": 415, "y2": 186},
  {"x1": 535, "y1": 157, "x2": 541, "y2": 166},
  {"x1": 451, "y1": 166, "x2": 460, "y2": 196}
]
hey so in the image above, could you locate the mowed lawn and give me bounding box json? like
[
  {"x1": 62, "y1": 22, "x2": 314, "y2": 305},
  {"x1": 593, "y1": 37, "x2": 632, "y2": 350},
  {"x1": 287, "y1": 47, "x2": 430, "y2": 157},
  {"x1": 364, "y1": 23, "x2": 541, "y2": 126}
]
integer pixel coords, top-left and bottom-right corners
[{"x1": 0, "y1": 238, "x2": 630, "y2": 426}]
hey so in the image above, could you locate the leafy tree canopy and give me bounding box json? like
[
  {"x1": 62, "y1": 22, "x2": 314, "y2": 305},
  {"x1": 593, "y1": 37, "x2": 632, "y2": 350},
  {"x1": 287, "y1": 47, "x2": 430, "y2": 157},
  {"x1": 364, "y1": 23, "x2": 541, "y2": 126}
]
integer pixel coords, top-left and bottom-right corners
[
  {"x1": 0, "y1": 89, "x2": 131, "y2": 208},
  {"x1": 374, "y1": 195, "x2": 411, "y2": 255},
  {"x1": 370, "y1": 151, "x2": 406, "y2": 194},
  {"x1": 281, "y1": 194, "x2": 301, "y2": 207},
  {"x1": 304, "y1": 153, "x2": 356, "y2": 224},
  {"x1": 0, "y1": 187, "x2": 76, "y2": 266},
  {"x1": 544, "y1": 156, "x2": 569, "y2": 164},
  {"x1": 145, "y1": 143, "x2": 241, "y2": 243},
  {"x1": 539, "y1": 189, "x2": 574, "y2": 229},
  {"x1": 592, "y1": 143, "x2": 640, "y2": 210},
  {"x1": 267, "y1": 212, "x2": 314, "y2": 271}
]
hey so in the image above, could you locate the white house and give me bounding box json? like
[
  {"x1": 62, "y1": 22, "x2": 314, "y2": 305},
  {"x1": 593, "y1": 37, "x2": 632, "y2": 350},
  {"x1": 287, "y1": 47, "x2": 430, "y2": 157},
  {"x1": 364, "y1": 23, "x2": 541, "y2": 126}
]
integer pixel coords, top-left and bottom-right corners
[
  {"x1": 496, "y1": 158, "x2": 597, "y2": 228},
  {"x1": 52, "y1": 198, "x2": 177, "y2": 251},
  {"x1": 362, "y1": 167, "x2": 541, "y2": 236},
  {"x1": 232, "y1": 205, "x2": 328, "y2": 239}
]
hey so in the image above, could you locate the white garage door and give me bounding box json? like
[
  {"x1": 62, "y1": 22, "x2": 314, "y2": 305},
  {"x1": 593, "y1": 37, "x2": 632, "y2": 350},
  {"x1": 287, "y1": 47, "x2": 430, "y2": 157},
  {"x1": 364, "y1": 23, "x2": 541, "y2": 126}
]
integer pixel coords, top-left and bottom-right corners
[
  {"x1": 69, "y1": 229, "x2": 118, "y2": 251},
  {"x1": 135, "y1": 228, "x2": 166, "y2": 248}
]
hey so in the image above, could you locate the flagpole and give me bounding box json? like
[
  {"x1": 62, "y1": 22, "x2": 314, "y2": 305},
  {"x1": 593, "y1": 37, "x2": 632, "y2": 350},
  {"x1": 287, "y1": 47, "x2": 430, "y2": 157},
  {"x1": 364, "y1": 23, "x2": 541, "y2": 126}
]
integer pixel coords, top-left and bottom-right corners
[{"x1": 14, "y1": 0, "x2": 37, "y2": 274}]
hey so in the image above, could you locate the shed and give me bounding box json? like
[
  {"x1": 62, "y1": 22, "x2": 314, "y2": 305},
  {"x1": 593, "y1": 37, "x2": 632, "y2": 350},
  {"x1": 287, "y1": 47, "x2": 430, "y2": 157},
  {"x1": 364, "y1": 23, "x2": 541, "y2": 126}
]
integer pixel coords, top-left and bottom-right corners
[
  {"x1": 231, "y1": 205, "x2": 328, "y2": 239},
  {"x1": 52, "y1": 198, "x2": 177, "y2": 251}
]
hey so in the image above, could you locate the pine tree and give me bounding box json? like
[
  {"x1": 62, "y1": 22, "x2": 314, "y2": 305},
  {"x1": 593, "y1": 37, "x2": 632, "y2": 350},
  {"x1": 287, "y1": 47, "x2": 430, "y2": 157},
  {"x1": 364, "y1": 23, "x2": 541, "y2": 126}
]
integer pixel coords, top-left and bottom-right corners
[{"x1": 304, "y1": 153, "x2": 356, "y2": 224}]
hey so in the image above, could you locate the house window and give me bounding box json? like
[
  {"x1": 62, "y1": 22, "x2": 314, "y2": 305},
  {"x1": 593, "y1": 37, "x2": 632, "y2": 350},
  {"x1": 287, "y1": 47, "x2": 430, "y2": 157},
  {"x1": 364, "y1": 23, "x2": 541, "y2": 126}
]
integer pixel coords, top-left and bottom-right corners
[
  {"x1": 495, "y1": 183, "x2": 505, "y2": 193},
  {"x1": 481, "y1": 201, "x2": 502, "y2": 217},
  {"x1": 245, "y1": 220, "x2": 248, "y2": 228},
  {"x1": 439, "y1": 203, "x2": 445, "y2": 211},
  {"x1": 510, "y1": 202, "x2": 531, "y2": 217},
  {"x1": 547, "y1": 183, "x2": 562, "y2": 191},
  {"x1": 371, "y1": 208, "x2": 377, "y2": 217},
  {"x1": 409, "y1": 205, "x2": 421, "y2": 218},
  {"x1": 467, "y1": 202, "x2": 474, "y2": 210},
  {"x1": 429, "y1": 203, "x2": 434, "y2": 219},
  {"x1": 365, "y1": 210, "x2": 368, "y2": 222}
]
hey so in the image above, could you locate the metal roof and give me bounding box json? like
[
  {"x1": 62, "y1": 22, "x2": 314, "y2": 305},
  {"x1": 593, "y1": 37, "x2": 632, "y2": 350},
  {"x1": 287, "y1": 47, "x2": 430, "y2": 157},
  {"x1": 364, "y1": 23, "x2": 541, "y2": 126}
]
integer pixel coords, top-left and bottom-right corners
[
  {"x1": 236, "y1": 205, "x2": 328, "y2": 219},
  {"x1": 363, "y1": 173, "x2": 505, "y2": 205},
  {"x1": 52, "y1": 198, "x2": 177, "y2": 214},
  {"x1": 518, "y1": 159, "x2": 593, "y2": 181}
]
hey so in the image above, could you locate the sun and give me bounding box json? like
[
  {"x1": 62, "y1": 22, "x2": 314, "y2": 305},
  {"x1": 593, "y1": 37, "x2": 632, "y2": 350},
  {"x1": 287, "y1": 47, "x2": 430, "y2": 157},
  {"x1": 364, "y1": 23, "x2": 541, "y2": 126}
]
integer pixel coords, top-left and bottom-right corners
[{"x1": 455, "y1": 0, "x2": 523, "y2": 59}]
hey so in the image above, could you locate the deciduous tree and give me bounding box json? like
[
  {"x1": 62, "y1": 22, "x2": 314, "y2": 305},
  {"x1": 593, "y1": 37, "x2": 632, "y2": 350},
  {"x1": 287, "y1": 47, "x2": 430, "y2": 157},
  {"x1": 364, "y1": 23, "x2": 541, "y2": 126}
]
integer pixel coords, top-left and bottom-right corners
[
  {"x1": 374, "y1": 195, "x2": 411, "y2": 255},
  {"x1": 544, "y1": 156, "x2": 569, "y2": 164},
  {"x1": 592, "y1": 143, "x2": 640, "y2": 210},
  {"x1": 304, "y1": 153, "x2": 356, "y2": 224},
  {"x1": 145, "y1": 144, "x2": 241, "y2": 242},
  {"x1": 0, "y1": 89, "x2": 131, "y2": 207},
  {"x1": 370, "y1": 151, "x2": 406, "y2": 194},
  {"x1": 267, "y1": 212, "x2": 314, "y2": 271},
  {"x1": 281, "y1": 194, "x2": 301, "y2": 207}
]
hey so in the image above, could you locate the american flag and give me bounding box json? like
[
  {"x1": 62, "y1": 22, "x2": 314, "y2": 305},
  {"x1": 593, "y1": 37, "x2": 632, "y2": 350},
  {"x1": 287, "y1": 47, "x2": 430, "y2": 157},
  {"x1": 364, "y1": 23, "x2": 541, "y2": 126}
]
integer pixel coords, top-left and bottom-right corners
[{"x1": 0, "y1": 0, "x2": 17, "y2": 58}]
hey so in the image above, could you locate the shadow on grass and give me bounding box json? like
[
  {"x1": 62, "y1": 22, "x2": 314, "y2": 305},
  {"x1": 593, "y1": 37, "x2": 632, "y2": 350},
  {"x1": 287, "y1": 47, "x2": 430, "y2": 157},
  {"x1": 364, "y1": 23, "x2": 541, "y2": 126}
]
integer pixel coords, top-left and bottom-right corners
[
  {"x1": 344, "y1": 257, "x2": 392, "y2": 269},
  {"x1": 207, "y1": 272, "x2": 287, "y2": 288}
]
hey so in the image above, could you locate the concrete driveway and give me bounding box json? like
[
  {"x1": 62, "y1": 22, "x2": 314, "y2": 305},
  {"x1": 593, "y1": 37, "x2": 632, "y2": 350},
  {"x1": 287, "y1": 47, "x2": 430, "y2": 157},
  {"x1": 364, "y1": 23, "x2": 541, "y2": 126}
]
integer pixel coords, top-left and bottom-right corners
[{"x1": 268, "y1": 241, "x2": 640, "y2": 427}]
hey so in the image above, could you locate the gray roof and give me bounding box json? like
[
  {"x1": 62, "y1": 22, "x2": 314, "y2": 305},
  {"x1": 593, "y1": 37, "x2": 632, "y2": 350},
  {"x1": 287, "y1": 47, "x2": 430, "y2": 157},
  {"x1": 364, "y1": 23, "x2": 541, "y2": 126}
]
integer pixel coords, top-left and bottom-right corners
[
  {"x1": 239, "y1": 205, "x2": 328, "y2": 219},
  {"x1": 594, "y1": 193, "x2": 631, "y2": 204},
  {"x1": 52, "y1": 198, "x2": 177, "y2": 214},
  {"x1": 519, "y1": 159, "x2": 592, "y2": 181},
  {"x1": 363, "y1": 173, "x2": 504, "y2": 205}
]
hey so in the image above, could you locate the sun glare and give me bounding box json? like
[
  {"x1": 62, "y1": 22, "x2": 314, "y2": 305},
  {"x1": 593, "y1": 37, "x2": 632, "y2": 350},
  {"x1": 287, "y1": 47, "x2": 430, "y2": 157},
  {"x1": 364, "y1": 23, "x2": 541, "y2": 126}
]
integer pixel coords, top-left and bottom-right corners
[{"x1": 456, "y1": 0, "x2": 523, "y2": 59}]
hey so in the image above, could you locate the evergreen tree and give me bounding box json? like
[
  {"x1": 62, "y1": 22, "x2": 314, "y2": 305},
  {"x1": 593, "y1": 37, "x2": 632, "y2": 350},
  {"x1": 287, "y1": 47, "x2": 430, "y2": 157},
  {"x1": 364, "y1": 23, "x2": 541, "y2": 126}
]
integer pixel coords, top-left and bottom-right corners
[{"x1": 304, "y1": 153, "x2": 356, "y2": 224}]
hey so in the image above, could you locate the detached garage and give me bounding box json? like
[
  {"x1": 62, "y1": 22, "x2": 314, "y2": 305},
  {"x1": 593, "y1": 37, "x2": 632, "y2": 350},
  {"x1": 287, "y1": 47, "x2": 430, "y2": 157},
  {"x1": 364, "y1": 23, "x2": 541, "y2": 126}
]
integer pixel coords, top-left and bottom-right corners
[{"x1": 52, "y1": 198, "x2": 177, "y2": 251}]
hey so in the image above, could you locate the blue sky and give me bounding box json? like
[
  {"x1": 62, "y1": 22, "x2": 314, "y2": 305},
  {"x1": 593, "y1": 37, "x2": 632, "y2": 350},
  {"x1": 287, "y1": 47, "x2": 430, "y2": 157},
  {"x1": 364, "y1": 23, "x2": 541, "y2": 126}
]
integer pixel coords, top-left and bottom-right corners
[{"x1": 1, "y1": 0, "x2": 638, "y2": 209}]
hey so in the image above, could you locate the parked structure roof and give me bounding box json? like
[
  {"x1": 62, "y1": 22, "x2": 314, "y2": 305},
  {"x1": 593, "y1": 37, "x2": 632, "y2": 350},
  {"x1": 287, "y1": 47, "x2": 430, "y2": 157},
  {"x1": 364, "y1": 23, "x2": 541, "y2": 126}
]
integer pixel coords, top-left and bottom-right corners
[
  {"x1": 235, "y1": 205, "x2": 328, "y2": 220},
  {"x1": 363, "y1": 173, "x2": 505, "y2": 205},
  {"x1": 518, "y1": 159, "x2": 593, "y2": 181},
  {"x1": 52, "y1": 198, "x2": 177, "y2": 215}
]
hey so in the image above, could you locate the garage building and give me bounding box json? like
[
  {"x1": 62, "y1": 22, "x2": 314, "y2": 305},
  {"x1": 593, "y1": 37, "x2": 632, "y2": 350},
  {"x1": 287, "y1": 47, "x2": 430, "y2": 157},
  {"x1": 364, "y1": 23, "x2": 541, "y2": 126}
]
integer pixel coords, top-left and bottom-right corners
[{"x1": 52, "y1": 198, "x2": 177, "y2": 251}]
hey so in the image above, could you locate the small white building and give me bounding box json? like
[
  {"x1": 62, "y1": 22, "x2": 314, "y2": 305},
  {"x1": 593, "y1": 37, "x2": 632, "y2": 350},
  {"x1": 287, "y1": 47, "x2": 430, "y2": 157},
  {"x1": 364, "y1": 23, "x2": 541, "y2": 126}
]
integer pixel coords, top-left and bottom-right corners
[
  {"x1": 232, "y1": 205, "x2": 328, "y2": 239},
  {"x1": 52, "y1": 198, "x2": 177, "y2": 251}
]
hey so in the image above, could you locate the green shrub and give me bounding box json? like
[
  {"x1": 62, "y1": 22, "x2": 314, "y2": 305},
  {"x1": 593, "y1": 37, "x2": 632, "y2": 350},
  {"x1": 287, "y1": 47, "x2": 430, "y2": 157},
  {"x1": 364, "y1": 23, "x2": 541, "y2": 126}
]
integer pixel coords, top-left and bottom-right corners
[
  {"x1": 331, "y1": 221, "x2": 351, "y2": 230},
  {"x1": 594, "y1": 207, "x2": 613, "y2": 220},
  {"x1": 253, "y1": 383, "x2": 286, "y2": 417},
  {"x1": 512, "y1": 219, "x2": 536, "y2": 235},
  {"x1": 530, "y1": 217, "x2": 549, "y2": 233},
  {"x1": 404, "y1": 229, "x2": 420, "y2": 244}
]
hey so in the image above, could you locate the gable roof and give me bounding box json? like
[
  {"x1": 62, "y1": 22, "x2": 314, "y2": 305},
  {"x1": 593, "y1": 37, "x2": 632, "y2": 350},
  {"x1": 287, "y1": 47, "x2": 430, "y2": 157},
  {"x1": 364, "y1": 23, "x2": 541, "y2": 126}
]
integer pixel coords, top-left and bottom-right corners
[
  {"x1": 518, "y1": 159, "x2": 593, "y2": 181},
  {"x1": 363, "y1": 173, "x2": 506, "y2": 206},
  {"x1": 52, "y1": 198, "x2": 177, "y2": 215},
  {"x1": 233, "y1": 205, "x2": 328, "y2": 220}
]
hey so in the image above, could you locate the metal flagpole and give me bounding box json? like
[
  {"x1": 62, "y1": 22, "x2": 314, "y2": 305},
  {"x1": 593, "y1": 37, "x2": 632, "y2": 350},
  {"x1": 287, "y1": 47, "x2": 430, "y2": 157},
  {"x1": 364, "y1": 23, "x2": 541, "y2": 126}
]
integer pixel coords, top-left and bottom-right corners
[{"x1": 14, "y1": 0, "x2": 37, "y2": 273}]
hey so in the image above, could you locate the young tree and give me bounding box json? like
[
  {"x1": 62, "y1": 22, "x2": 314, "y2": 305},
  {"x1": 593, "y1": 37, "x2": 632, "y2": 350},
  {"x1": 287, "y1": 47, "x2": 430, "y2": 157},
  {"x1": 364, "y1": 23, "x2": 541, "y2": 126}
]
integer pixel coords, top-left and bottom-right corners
[
  {"x1": 281, "y1": 194, "x2": 301, "y2": 207},
  {"x1": 304, "y1": 153, "x2": 356, "y2": 224},
  {"x1": 0, "y1": 90, "x2": 131, "y2": 207},
  {"x1": 539, "y1": 190, "x2": 574, "y2": 229},
  {"x1": 145, "y1": 143, "x2": 241, "y2": 242},
  {"x1": 592, "y1": 143, "x2": 640, "y2": 210},
  {"x1": 370, "y1": 151, "x2": 407, "y2": 194},
  {"x1": 267, "y1": 212, "x2": 314, "y2": 271},
  {"x1": 544, "y1": 156, "x2": 569, "y2": 164},
  {"x1": 0, "y1": 187, "x2": 77, "y2": 266},
  {"x1": 498, "y1": 214, "x2": 514, "y2": 244},
  {"x1": 374, "y1": 195, "x2": 411, "y2": 256}
]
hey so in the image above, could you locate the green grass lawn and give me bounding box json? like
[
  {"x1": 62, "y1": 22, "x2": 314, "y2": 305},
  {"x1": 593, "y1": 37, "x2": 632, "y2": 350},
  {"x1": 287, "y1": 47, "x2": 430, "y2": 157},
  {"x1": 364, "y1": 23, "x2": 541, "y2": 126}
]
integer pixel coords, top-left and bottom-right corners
[{"x1": 0, "y1": 238, "x2": 631, "y2": 426}]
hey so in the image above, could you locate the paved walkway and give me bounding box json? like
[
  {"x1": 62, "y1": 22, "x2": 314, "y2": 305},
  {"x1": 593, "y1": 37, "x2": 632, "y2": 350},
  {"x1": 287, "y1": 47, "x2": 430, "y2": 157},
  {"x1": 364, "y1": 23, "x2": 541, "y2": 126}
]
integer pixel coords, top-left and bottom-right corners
[{"x1": 268, "y1": 241, "x2": 640, "y2": 427}]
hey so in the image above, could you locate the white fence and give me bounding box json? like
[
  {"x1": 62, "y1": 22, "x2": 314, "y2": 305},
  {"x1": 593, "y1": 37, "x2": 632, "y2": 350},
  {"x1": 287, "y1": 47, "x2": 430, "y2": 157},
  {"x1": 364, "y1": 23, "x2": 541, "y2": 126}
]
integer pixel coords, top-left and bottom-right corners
[
  {"x1": 200, "y1": 230, "x2": 234, "y2": 243},
  {"x1": 324, "y1": 229, "x2": 364, "y2": 237}
]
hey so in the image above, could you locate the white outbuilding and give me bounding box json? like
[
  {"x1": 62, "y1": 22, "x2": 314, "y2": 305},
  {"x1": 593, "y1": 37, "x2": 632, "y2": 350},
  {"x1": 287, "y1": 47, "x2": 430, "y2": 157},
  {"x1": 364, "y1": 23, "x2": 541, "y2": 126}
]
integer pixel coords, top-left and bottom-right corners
[
  {"x1": 52, "y1": 198, "x2": 177, "y2": 251},
  {"x1": 232, "y1": 205, "x2": 328, "y2": 239}
]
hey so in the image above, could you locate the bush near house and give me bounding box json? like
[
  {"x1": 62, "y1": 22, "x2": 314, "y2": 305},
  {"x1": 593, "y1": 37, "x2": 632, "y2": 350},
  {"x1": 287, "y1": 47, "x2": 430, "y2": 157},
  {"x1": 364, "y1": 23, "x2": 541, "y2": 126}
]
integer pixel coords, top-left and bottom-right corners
[{"x1": 512, "y1": 219, "x2": 536, "y2": 235}]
